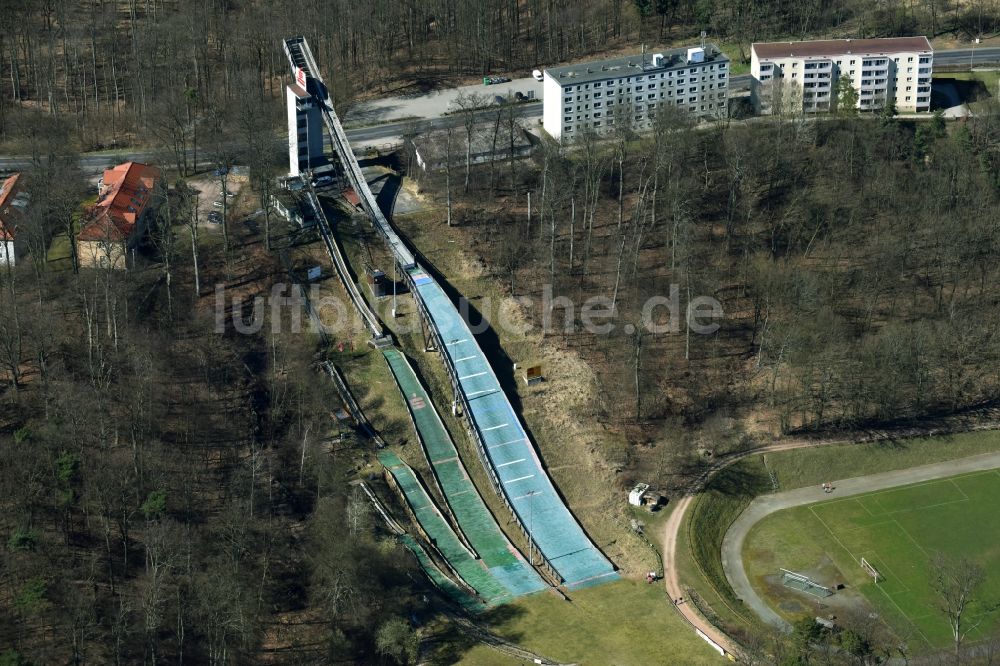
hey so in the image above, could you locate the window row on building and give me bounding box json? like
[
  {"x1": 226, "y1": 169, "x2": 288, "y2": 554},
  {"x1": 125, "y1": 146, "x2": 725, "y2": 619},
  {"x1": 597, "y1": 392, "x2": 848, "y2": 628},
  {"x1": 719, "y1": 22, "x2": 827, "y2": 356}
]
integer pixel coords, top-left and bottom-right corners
[
  {"x1": 750, "y1": 37, "x2": 933, "y2": 114},
  {"x1": 542, "y1": 45, "x2": 730, "y2": 140}
]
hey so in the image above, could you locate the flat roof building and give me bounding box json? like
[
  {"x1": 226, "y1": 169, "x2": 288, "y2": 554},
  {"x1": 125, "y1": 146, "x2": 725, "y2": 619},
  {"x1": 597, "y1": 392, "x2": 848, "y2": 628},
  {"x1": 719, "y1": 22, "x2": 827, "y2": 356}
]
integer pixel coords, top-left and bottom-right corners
[
  {"x1": 269, "y1": 189, "x2": 318, "y2": 229},
  {"x1": 410, "y1": 127, "x2": 535, "y2": 172},
  {"x1": 542, "y1": 45, "x2": 729, "y2": 141},
  {"x1": 750, "y1": 37, "x2": 933, "y2": 114}
]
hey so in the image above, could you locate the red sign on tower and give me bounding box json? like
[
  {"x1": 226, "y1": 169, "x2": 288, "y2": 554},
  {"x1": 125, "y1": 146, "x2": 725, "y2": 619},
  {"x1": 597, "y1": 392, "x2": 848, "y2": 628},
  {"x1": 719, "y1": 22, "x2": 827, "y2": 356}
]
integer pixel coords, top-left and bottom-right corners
[{"x1": 295, "y1": 67, "x2": 307, "y2": 89}]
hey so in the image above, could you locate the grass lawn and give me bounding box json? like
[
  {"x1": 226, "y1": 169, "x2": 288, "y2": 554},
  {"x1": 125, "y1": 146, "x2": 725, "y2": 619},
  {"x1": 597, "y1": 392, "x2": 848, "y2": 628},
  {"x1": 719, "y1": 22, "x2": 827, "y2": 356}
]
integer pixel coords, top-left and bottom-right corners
[
  {"x1": 440, "y1": 579, "x2": 726, "y2": 665},
  {"x1": 745, "y1": 469, "x2": 1000, "y2": 652},
  {"x1": 683, "y1": 458, "x2": 772, "y2": 634},
  {"x1": 46, "y1": 233, "x2": 73, "y2": 266},
  {"x1": 933, "y1": 70, "x2": 998, "y2": 112},
  {"x1": 45, "y1": 198, "x2": 96, "y2": 268},
  {"x1": 939, "y1": 69, "x2": 1000, "y2": 93},
  {"x1": 715, "y1": 41, "x2": 751, "y2": 75},
  {"x1": 684, "y1": 429, "x2": 1000, "y2": 637},
  {"x1": 764, "y1": 429, "x2": 1000, "y2": 490},
  {"x1": 335, "y1": 343, "x2": 414, "y2": 453}
]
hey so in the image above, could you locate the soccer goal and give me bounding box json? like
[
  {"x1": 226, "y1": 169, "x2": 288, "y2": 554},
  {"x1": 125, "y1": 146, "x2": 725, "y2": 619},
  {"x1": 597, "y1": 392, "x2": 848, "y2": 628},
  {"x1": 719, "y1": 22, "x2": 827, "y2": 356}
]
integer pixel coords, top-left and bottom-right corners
[
  {"x1": 780, "y1": 568, "x2": 834, "y2": 598},
  {"x1": 861, "y1": 557, "x2": 882, "y2": 584}
]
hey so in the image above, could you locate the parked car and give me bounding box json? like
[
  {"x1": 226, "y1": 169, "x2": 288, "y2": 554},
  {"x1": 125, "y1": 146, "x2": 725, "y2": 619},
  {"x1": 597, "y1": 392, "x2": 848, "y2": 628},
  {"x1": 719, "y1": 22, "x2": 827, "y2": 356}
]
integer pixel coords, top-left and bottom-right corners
[
  {"x1": 532, "y1": 69, "x2": 543, "y2": 81},
  {"x1": 225, "y1": 191, "x2": 236, "y2": 198},
  {"x1": 208, "y1": 212, "x2": 223, "y2": 224},
  {"x1": 212, "y1": 200, "x2": 224, "y2": 208},
  {"x1": 313, "y1": 175, "x2": 334, "y2": 188}
]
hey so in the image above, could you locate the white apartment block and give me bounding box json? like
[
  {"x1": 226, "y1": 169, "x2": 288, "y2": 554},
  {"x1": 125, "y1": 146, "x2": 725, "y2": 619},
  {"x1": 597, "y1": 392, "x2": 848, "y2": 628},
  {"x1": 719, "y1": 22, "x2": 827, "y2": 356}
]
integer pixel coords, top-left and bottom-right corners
[
  {"x1": 751, "y1": 37, "x2": 933, "y2": 115},
  {"x1": 286, "y1": 82, "x2": 324, "y2": 177},
  {"x1": 542, "y1": 45, "x2": 729, "y2": 141}
]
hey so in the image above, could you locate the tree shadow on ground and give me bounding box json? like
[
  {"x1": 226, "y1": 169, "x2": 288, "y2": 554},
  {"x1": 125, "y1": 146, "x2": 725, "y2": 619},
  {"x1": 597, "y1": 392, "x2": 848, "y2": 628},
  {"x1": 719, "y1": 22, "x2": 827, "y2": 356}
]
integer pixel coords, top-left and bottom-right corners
[
  {"x1": 932, "y1": 76, "x2": 989, "y2": 108},
  {"x1": 423, "y1": 603, "x2": 527, "y2": 664},
  {"x1": 706, "y1": 461, "x2": 771, "y2": 497},
  {"x1": 375, "y1": 173, "x2": 402, "y2": 219}
]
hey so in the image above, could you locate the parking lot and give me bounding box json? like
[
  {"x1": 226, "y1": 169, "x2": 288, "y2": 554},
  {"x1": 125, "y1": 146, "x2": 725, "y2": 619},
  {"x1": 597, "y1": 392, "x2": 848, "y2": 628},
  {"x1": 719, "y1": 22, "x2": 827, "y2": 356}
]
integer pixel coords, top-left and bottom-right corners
[
  {"x1": 185, "y1": 174, "x2": 244, "y2": 231},
  {"x1": 345, "y1": 75, "x2": 543, "y2": 127}
]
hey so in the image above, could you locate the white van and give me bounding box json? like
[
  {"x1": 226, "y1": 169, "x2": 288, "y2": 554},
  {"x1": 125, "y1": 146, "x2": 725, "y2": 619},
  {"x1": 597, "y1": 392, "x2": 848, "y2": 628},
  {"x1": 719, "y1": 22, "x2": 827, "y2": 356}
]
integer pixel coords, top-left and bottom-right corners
[{"x1": 532, "y1": 69, "x2": 543, "y2": 81}]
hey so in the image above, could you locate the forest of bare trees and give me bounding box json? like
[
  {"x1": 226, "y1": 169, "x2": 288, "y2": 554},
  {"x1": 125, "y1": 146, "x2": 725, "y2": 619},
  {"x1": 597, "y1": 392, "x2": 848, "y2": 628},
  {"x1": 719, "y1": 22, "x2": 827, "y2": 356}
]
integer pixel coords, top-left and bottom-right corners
[
  {"x1": 429, "y1": 101, "x2": 1000, "y2": 437},
  {"x1": 7, "y1": 1, "x2": 1000, "y2": 663},
  {"x1": 0, "y1": 137, "x2": 428, "y2": 663},
  {"x1": 4, "y1": 0, "x2": 1000, "y2": 153}
]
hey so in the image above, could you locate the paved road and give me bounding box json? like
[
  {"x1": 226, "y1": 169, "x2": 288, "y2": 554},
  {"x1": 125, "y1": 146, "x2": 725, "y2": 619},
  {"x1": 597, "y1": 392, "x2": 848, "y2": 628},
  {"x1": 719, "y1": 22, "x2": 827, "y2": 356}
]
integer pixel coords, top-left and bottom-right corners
[
  {"x1": 0, "y1": 153, "x2": 149, "y2": 172},
  {"x1": 721, "y1": 450, "x2": 1000, "y2": 631},
  {"x1": 343, "y1": 74, "x2": 749, "y2": 149},
  {"x1": 0, "y1": 153, "x2": 213, "y2": 176},
  {"x1": 344, "y1": 101, "x2": 545, "y2": 146},
  {"x1": 343, "y1": 45, "x2": 1000, "y2": 145},
  {"x1": 3, "y1": 46, "x2": 998, "y2": 173},
  {"x1": 936, "y1": 46, "x2": 1000, "y2": 67},
  {"x1": 340, "y1": 44, "x2": 1000, "y2": 147}
]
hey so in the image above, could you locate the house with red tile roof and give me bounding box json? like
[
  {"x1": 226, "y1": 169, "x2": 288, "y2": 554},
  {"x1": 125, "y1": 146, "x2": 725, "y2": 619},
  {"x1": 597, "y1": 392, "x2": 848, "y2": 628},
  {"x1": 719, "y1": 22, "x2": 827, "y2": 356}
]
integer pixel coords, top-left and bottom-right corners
[
  {"x1": 77, "y1": 162, "x2": 161, "y2": 269},
  {"x1": 0, "y1": 173, "x2": 30, "y2": 267}
]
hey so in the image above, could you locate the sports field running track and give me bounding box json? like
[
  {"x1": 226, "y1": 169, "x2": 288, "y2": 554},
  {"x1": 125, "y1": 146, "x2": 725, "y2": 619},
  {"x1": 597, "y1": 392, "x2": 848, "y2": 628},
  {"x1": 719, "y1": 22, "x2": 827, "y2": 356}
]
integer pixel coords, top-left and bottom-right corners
[{"x1": 722, "y1": 450, "x2": 1000, "y2": 631}]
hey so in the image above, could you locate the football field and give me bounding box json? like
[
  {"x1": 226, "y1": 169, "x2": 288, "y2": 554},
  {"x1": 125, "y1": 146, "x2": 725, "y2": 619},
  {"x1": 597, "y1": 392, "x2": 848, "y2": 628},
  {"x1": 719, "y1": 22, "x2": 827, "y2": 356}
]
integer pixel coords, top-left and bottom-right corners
[{"x1": 745, "y1": 469, "x2": 1000, "y2": 650}]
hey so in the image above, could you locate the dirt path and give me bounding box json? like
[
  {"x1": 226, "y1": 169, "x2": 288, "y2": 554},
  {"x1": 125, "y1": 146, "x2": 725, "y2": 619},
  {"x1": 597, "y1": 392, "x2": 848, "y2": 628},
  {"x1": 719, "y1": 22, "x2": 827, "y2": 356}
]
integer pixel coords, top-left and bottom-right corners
[
  {"x1": 661, "y1": 494, "x2": 739, "y2": 651},
  {"x1": 721, "y1": 450, "x2": 1000, "y2": 631},
  {"x1": 661, "y1": 440, "x2": 826, "y2": 657},
  {"x1": 659, "y1": 422, "x2": 1000, "y2": 659}
]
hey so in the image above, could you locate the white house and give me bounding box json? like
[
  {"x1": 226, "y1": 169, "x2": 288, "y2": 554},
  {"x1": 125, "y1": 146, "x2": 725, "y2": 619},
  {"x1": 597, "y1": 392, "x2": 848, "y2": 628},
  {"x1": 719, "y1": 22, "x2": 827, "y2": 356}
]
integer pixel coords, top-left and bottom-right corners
[
  {"x1": 750, "y1": 37, "x2": 933, "y2": 114},
  {"x1": 542, "y1": 45, "x2": 730, "y2": 141},
  {"x1": 628, "y1": 483, "x2": 651, "y2": 507},
  {"x1": 0, "y1": 173, "x2": 29, "y2": 267},
  {"x1": 410, "y1": 127, "x2": 535, "y2": 172},
  {"x1": 269, "y1": 190, "x2": 317, "y2": 229}
]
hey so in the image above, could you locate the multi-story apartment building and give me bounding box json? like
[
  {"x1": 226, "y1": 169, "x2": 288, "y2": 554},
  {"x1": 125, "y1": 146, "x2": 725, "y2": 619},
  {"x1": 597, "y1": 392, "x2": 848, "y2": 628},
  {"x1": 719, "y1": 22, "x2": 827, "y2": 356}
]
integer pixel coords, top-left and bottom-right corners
[
  {"x1": 542, "y1": 45, "x2": 729, "y2": 141},
  {"x1": 751, "y1": 37, "x2": 933, "y2": 114}
]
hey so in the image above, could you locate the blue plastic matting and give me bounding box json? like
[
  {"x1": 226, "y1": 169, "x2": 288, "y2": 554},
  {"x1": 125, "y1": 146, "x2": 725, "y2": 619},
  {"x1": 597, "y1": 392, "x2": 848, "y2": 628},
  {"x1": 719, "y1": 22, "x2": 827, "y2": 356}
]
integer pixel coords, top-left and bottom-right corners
[{"x1": 409, "y1": 269, "x2": 618, "y2": 589}]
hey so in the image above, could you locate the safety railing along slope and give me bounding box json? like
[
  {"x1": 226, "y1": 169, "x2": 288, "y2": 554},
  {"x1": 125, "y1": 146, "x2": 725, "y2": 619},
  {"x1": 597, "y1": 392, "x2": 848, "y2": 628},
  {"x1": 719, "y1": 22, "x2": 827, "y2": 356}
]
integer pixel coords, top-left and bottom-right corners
[{"x1": 284, "y1": 36, "x2": 617, "y2": 590}]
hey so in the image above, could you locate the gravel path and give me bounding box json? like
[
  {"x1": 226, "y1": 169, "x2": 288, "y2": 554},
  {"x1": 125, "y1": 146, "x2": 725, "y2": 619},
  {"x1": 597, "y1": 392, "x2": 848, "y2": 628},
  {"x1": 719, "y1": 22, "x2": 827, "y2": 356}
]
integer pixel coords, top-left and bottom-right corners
[
  {"x1": 721, "y1": 450, "x2": 1000, "y2": 630},
  {"x1": 660, "y1": 440, "x2": 831, "y2": 658}
]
